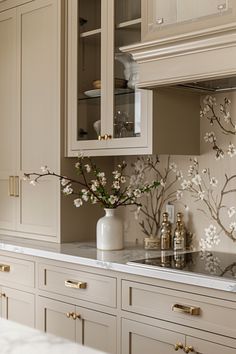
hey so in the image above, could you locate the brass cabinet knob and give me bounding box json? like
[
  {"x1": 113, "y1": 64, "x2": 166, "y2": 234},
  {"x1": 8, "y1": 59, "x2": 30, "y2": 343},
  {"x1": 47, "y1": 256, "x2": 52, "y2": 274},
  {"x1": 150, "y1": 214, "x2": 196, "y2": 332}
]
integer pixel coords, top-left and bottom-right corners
[
  {"x1": 104, "y1": 134, "x2": 112, "y2": 140},
  {"x1": 66, "y1": 312, "x2": 73, "y2": 318},
  {"x1": 184, "y1": 346, "x2": 194, "y2": 353},
  {"x1": 0, "y1": 264, "x2": 10, "y2": 272},
  {"x1": 0, "y1": 293, "x2": 6, "y2": 298},
  {"x1": 72, "y1": 313, "x2": 81, "y2": 320},
  {"x1": 98, "y1": 135, "x2": 104, "y2": 140},
  {"x1": 174, "y1": 343, "x2": 184, "y2": 351}
]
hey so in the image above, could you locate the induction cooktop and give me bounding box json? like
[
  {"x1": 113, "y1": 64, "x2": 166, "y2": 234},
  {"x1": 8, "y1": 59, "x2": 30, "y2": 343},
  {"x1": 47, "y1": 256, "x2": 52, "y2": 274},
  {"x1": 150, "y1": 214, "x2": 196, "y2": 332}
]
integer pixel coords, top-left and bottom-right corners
[{"x1": 128, "y1": 251, "x2": 236, "y2": 280}]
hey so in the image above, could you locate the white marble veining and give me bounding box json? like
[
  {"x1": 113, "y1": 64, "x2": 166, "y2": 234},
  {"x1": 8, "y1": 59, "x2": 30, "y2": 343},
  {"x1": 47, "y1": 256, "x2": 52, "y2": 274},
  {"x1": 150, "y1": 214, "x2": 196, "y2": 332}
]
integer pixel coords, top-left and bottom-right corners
[
  {"x1": 0, "y1": 235, "x2": 236, "y2": 293},
  {"x1": 0, "y1": 319, "x2": 105, "y2": 354}
]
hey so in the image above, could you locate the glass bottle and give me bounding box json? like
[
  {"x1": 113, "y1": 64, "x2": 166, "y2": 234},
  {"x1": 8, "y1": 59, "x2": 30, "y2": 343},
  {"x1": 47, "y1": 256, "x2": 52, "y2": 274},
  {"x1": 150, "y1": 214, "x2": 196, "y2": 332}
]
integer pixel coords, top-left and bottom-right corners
[
  {"x1": 160, "y1": 212, "x2": 172, "y2": 250},
  {"x1": 173, "y1": 212, "x2": 186, "y2": 251}
]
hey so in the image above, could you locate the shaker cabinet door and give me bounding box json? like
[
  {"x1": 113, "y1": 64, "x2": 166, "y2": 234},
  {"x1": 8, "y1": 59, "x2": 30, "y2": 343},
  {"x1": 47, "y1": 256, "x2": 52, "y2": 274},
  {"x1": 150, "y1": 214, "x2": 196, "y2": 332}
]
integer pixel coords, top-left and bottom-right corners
[{"x1": 122, "y1": 318, "x2": 185, "y2": 354}]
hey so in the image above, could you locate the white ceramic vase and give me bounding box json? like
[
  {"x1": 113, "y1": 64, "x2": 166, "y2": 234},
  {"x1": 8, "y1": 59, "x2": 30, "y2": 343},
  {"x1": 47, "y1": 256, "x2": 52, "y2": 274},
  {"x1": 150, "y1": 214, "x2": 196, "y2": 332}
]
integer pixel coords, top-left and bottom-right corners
[{"x1": 96, "y1": 208, "x2": 124, "y2": 251}]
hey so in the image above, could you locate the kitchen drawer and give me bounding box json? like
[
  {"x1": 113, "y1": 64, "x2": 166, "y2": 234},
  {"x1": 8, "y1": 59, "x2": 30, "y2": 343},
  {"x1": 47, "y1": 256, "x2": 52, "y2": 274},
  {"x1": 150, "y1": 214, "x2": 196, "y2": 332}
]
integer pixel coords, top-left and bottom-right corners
[
  {"x1": 122, "y1": 280, "x2": 236, "y2": 338},
  {"x1": 0, "y1": 254, "x2": 34, "y2": 288},
  {"x1": 38, "y1": 264, "x2": 117, "y2": 308}
]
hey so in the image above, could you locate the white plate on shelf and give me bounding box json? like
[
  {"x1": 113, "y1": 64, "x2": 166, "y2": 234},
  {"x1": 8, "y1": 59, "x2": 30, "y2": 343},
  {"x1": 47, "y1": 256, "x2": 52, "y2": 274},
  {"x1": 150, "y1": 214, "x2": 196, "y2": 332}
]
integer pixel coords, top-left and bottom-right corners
[{"x1": 84, "y1": 88, "x2": 133, "y2": 98}]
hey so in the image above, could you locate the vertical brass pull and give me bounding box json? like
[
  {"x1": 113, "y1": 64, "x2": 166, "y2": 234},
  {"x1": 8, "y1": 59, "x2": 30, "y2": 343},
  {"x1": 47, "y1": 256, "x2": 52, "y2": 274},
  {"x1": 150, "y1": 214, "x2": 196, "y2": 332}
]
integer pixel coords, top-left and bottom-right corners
[
  {"x1": 14, "y1": 176, "x2": 19, "y2": 197},
  {"x1": 9, "y1": 176, "x2": 14, "y2": 196}
]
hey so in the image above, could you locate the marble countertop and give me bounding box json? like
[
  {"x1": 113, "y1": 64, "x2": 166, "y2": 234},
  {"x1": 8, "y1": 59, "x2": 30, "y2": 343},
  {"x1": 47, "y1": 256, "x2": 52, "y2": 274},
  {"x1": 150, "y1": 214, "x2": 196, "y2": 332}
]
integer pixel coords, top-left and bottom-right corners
[
  {"x1": 0, "y1": 235, "x2": 236, "y2": 293},
  {"x1": 0, "y1": 319, "x2": 105, "y2": 354}
]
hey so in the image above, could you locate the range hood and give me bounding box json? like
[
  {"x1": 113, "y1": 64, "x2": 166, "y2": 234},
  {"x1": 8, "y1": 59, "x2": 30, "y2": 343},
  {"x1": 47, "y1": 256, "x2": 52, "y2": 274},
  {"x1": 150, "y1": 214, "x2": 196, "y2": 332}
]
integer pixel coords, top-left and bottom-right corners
[{"x1": 121, "y1": 26, "x2": 236, "y2": 92}]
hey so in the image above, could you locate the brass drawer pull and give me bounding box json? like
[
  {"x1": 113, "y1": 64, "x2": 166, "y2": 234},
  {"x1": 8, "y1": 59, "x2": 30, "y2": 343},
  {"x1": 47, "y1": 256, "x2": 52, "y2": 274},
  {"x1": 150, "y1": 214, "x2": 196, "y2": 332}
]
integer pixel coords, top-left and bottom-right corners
[
  {"x1": 174, "y1": 343, "x2": 183, "y2": 351},
  {"x1": 172, "y1": 304, "x2": 200, "y2": 316},
  {"x1": 0, "y1": 264, "x2": 10, "y2": 272},
  {"x1": 65, "y1": 280, "x2": 87, "y2": 289}
]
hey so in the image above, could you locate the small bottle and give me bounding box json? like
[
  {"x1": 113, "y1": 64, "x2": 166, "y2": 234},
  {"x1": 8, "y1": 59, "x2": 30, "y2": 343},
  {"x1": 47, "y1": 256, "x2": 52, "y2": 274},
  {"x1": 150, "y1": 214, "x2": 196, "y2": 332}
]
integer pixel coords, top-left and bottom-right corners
[
  {"x1": 160, "y1": 212, "x2": 172, "y2": 250},
  {"x1": 173, "y1": 212, "x2": 186, "y2": 251}
]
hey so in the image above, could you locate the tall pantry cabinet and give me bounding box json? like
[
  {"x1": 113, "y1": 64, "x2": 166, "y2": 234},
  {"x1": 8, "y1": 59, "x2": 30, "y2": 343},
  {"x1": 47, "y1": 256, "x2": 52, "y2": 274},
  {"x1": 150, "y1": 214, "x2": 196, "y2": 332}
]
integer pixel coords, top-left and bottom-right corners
[{"x1": 0, "y1": 0, "x2": 100, "y2": 243}]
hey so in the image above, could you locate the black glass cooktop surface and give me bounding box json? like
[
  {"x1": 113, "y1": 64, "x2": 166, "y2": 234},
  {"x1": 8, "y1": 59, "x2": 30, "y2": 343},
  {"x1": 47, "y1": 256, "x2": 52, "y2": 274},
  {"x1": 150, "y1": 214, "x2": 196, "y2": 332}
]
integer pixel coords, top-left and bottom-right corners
[{"x1": 129, "y1": 251, "x2": 236, "y2": 280}]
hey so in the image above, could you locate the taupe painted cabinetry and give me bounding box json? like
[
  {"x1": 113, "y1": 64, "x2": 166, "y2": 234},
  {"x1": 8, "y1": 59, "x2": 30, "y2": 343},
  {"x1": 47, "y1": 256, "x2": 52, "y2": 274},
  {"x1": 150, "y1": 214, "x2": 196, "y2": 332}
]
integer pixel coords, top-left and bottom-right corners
[
  {"x1": 37, "y1": 297, "x2": 116, "y2": 354},
  {"x1": 0, "y1": 253, "x2": 35, "y2": 327},
  {"x1": 142, "y1": 0, "x2": 236, "y2": 41}
]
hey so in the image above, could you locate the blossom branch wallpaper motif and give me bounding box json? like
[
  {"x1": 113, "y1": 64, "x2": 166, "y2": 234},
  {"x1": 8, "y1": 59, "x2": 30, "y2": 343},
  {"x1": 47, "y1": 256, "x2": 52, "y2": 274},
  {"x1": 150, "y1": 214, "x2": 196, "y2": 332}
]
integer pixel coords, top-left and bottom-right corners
[{"x1": 125, "y1": 92, "x2": 236, "y2": 253}]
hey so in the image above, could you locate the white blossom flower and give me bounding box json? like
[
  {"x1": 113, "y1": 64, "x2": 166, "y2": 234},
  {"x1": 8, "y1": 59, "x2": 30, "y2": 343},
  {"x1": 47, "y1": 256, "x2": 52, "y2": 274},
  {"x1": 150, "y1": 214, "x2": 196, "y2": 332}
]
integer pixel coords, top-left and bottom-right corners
[
  {"x1": 134, "y1": 206, "x2": 141, "y2": 220},
  {"x1": 160, "y1": 179, "x2": 166, "y2": 187},
  {"x1": 61, "y1": 178, "x2": 69, "y2": 186},
  {"x1": 75, "y1": 162, "x2": 80, "y2": 169},
  {"x1": 77, "y1": 151, "x2": 84, "y2": 158},
  {"x1": 30, "y1": 180, "x2": 37, "y2": 186},
  {"x1": 97, "y1": 172, "x2": 105, "y2": 178},
  {"x1": 203, "y1": 95, "x2": 216, "y2": 106},
  {"x1": 112, "y1": 180, "x2": 120, "y2": 190},
  {"x1": 81, "y1": 189, "x2": 89, "y2": 202},
  {"x1": 204, "y1": 131, "x2": 216, "y2": 143},
  {"x1": 40, "y1": 166, "x2": 48, "y2": 173},
  {"x1": 91, "y1": 180, "x2": 99, "y2": 192},
  {"x1": 176, "y1": 190, "x2": 183, "y2": 200},
  {"x1": 227, "y1": 143, "x2": 236, "y2": 157},
  {"x1": 63, "y1": 184, "x2": 73, "y2": 195},
  {"x1": 84, "y1": 164, "x2": 91, "y2": 173},
  {"x1": 112, "y1": 171, "x2": 121, "y2": 180},
  {"x1": 108, "y1": 195, "x2": 118, "y2": 205},
  {"x1": 90, "y1": 195, "x2": 98, "y2": 204},
  {"x1": 100, "y1": 177, "x2": 107, "y2": 186},
  {"x1": 199, "y1": 238, "x2": 207, "y2": 250},
  {"x1": 223, "y1": 112, "x2": 231, "y2": 123},
  {"x1": 193, "y1": 157, "x2": 198, "y2": 166},
  {"x1": 188, "y1": 165, "x2": 194, "y2": 176},
  {"x1": 192, "y1": 174, "x2": 202, "y2": 186},
  {"x1": 215, "y1": 150, "x2": 224, "y2": 160},
  {"x1": 120, "y1": 176, "x2": 126, "y2": 183},
  {"x1": 202, "y1": 168, "x2": 207, "y2": 174},
  {"x1": 229, "y1": 222, "x2": 236, "y2": 232},
  {"x1": 74, "y1": 198, "x2": 83, "y2": 207},
  {"x1": 205, "y1": 224, "x2": 217, "y2": 238},
  {"x1": 169, "y1": 162, "x2": 177, "y2": 172},
  {"x1": 176, "y1": 170, "x2": 183, "y2": 180},
  {"x1": 126, "y1": 188, "x2": 133, "y2": 198},
  {"x1": 134, "y1": 189, "x2": 142, "y2": 198},
  {"x1": 228, "y1": 207, "x2": 236, "y2": 218},
  {"x1": 210, "y1": 177, "x2": 218, "y2": 187},
  {"x1": 203, "y1": 224, "x2": 220, "y2": 249},
  {"x1": 181, "y1": 180, "x2": 192, "y2": 190},
  {"x1": 134, "y1": 159, "x2": 145, "y2": 173},
  {"x1": 197, "y1": 190, "x2": 205, "y2": 200}
]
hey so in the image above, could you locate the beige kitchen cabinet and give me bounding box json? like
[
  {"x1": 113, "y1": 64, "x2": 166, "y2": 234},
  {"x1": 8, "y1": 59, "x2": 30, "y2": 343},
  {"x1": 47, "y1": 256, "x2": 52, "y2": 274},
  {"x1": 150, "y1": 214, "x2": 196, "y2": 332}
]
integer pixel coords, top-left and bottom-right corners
[
  {"x1": 37, "y1": 296, "x2": 117, "y2": 354},
  {"x1": 66, "y1": 0, "x2": 199, "y2": 157},
  {"x1": 122, "y1": 318, "x2": 236, "y2": 354},
  {"x1": 142, "y1": 0, "x2": 236, "y2": 42},
  {"x1": 0, "y1": 286, "x2": 35, "y2": 327}
]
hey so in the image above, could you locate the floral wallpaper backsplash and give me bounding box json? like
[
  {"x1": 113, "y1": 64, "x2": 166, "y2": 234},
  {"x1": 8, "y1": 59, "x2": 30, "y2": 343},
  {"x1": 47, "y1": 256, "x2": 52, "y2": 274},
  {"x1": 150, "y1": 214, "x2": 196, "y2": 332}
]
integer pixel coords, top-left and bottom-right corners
[{"x1": 123, "y1": 92, "x2": 236, "y2": 253}]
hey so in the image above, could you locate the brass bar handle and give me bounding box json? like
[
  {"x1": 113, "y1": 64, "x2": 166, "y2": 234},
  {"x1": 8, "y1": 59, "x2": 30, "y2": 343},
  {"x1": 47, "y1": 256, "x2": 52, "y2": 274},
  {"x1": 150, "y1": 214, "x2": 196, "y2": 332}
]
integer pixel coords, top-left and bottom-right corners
[
  {"x1": 0, "y1": 264, "x2": 10, "y2": 272},
  {"x1": 174, "y1": 343, "x2": 184, "y2": 351},
  {"x1": 14, "y1": 176, "x2": 19, "y2": 197},
  {"x1": 65, "y1": 280, "x2": 87, "y2": 289},
  {"x1": 8, "y1": 176, "x2": 14, "y2": 196},
  {"x1": 172, "y1": 304, "x2": 200, "y2": 316}
]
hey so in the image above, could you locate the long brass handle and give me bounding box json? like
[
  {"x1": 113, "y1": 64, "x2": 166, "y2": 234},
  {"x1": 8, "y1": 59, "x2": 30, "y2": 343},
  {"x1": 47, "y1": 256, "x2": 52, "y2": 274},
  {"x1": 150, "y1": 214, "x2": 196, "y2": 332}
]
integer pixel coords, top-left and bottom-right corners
[
  {"x1": 174, "y1": 343, "x2": 184, "y2": 351},
  {"x1": 9, "y1": 176, "x2": 14, "y2": 196},
  {"x1": 14, "y1": 176, "x2": 19, "y2": 197},
  {"x1": 0, "y1": 264, "x2": 10, "y2": 272},
  {"x1": 172, "y1": 304, "x2": 200, "y2": 316},
  {"x1": 65, "y1": 280, "x2": 87, "y2": 289}
]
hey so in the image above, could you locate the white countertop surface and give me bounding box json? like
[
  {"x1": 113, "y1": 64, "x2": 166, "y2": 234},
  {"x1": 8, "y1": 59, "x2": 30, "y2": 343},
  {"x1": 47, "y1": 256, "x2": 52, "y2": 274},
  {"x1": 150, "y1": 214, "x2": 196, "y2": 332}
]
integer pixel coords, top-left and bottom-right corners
[
  {"x1": 0, "y1": 319, "x2": 105, "y2": 354},
  {"x1": 0, "y1": 235, "x2": 236, "y2": 293}
]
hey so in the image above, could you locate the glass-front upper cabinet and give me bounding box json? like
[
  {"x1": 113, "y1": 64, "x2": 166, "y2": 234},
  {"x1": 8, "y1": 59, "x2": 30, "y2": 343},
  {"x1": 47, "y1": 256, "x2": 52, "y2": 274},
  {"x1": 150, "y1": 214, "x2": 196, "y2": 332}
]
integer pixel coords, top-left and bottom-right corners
[
  {"x1": 66, "y1": 0, "x2": 153, "y2": 156},
  {"x1": 142, "y1": 0, "x2": 236, "y2": 42}
]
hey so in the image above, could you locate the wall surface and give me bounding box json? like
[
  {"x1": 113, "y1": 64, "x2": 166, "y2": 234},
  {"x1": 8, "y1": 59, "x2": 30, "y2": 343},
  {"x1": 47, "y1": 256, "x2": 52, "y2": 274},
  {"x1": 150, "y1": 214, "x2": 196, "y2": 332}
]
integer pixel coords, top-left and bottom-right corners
[{"x1": 123, "y1": 92, "x2": 236, "y2": 253}]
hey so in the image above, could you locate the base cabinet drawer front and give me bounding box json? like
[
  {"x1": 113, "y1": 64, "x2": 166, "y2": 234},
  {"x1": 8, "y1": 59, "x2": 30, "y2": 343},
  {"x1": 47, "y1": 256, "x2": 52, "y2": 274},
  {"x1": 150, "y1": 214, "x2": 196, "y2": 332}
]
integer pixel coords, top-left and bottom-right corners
[
  {"x1": 186, "y1": 336, "x2": 236, "y2": 354},
  {"x1": 122, "y1": 318, "x2": 185, "y2": 354},
  {"x1": 1, "y1": 286, "x2": 34, "y2": 327},
  {"x1": 0, "y1": 255, "x2": 34, "y2": 288},
  {"x1": 38, "y1": 264, "x2": 116, "y2": 307},
  {"x1": 122, "y1": 280, "x2": 236, "y2": 338},
  {"x1": 37, "y1": 296, "x2": 117, "y2": 354}
]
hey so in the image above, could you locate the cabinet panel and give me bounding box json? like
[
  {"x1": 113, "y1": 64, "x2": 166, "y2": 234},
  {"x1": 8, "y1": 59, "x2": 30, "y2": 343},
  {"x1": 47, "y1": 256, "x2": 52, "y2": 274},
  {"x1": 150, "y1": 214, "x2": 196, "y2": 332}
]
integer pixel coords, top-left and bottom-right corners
[
  {"x1": 38, "y1": 263, "x2": 117, "y2": 308},
  {"x1": 186, "y1": 336, "x2": 236, "y2": 354},
  {"x1": 1, "y1": 287, "x2": 34, "y2": 327},
  {"x1": 122, "y1": 318, "x2": 185, "y2": 354},
  {"x1": 0, "y1": 9, "x2": 17, "y2": 231},
  {"x1": 76, "y1": 306, "x2": 116, "y2": 354},
  {"x1": 37, "y1": 296, "x2": 76, "y2": 341}
]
